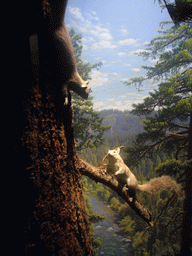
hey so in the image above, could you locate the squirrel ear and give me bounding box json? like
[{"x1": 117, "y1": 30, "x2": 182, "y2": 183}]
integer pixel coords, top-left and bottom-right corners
[
  {"x1": 116, "y1": 148, "x2": 120, "y2": 154},
  {"x1": 115, "y1": 146, "x2": 124, "y2": 154}
]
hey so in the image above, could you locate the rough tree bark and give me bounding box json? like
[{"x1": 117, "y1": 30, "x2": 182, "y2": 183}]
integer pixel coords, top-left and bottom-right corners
[
  {"x1": 5, "y1": 1, "x2": 94, "y2": 255},
  {"x1": 180, "y1": 112, "x2": 192, "y2": 256},
  {"x1": 5, "y1": 1, "x2": 186, "y2": 255}
]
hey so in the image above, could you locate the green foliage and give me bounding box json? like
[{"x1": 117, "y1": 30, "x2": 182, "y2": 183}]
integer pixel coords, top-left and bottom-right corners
[
  {"x1": 155, "y1": 158, "x2": 192, "y2": 177},
  {"x1": 119, "y1": 21, "x2": 191, "y2": 255},
  {"x1": 88, "y1": 223, "x2": 103, "y2": 255},
  {"x1": 110, "y1": 197, "x2": 121, "y2": 210},
  {"x1": 81, "y1": 137, "x2": 185, "y2": 256},
  {"x1": 83, "y1": 194, "x2": 105, "y2": 223},
  {"x1": 124, "y1": 22, "x2": 192, "y2": 166},
  {"x1": 124, "y1": 23, "x2": 192, "y2": 87},
  {"x1": 129, "y1": 190, "x2": 184, "y2": 256},
  {"x1": 72, "y1": 95, "x2": 110, "y2": 150},
  {"x1": 118, "y1": 216, "x2": 136, "y2": 238},
  {"x1": 69, "y1": 28, "x2": 110, "y2": 150},
  {"x1": 83, "y1": 194, "x2": 104, "y2": 254}
]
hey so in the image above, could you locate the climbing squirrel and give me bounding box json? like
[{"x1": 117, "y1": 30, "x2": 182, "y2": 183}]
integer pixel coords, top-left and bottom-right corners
[
  {"x1": 101, "y1": 146, "x2": 182, "y2": 199},
  {"x1": 29, "y1": 0, "x2": 89, "y2": 125}
]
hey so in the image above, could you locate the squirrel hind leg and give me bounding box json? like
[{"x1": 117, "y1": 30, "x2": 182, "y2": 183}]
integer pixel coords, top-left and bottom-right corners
[
  {"x1": 123, "y1": 185, "x2": 136, "y2": 202},
  {"x1": 127, "y1": 187, "x2": 136, "y2": 202}
]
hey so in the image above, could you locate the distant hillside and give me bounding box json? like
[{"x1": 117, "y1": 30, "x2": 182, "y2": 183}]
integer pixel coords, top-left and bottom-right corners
[
  {"x1": 78, "y1": 109, "x2": 146, "y2": 166},
  {"x1": 100, "y1": 109, "x2": 145, "y2": 138}
]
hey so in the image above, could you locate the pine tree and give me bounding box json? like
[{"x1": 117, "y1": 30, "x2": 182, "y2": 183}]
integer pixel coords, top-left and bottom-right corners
[
  {"x1": 124, "y1": 20, "x2": 192, "y2": 163},
  {"x1": 69, "y1": 28, "x2": 110, "y2": 150},
  {"x1": 124, "y1": 20, "x2": 192, "y2": 255}
]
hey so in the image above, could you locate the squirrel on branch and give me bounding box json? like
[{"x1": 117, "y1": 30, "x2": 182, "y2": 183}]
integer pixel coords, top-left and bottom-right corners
[{"x1": 100, "y1": 146, "x2": 182, "y2": 200}]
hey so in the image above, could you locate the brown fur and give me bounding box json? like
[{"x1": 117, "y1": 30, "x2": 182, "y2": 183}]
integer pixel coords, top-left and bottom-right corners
[
  {"x1": 29, "y1": 1, "x2": 89, "y2": 125},
  {"x1": 138, "y1": 175, "x2": 182, "y2": 195}
]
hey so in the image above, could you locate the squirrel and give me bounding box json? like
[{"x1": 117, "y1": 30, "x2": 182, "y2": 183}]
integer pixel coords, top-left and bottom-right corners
[
  {"x1": 101, "y1": 146, "x2": 182, "y2": 200},
  {"x1": 29, "y1": 0, "x2": 89, "y2": 125}
]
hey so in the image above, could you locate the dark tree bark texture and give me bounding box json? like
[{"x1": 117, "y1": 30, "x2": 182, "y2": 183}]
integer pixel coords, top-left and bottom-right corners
[
  {"x1": 180, "y1": 113, "x2": 192, "y2": 256},
  {"x1": 4, "y1": 1, "x2": 94, "y2": 255},
  {"x1": 19, "y1": 86, "x2": 94, "y2": 256}
]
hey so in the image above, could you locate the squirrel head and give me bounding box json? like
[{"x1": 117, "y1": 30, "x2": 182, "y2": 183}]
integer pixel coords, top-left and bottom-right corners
[
  {"x1": 100, "y1": 146, "x2": 124, "y2": 166},
  {"x1": 107, "y1": 146, "x2": 124, "y2": 159}
]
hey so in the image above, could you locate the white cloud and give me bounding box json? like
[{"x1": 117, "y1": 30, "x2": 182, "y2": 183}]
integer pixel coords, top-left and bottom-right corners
[
  {"x1": 120, "y1": 78, "x2": 129, "y2": 82},
  {"x1": 118, "y1": 52, "x2": 126, "y2": 56},
  {"x1": 149, "y1": 58, "x2": 159, "y2": 64},
  {"x1": 90, "y1": 26, "x2": 113, "y2": 41},
  {"x1": 144, "y1": 41, "x2": 150, "y2": 46},
  {"x1": 68, "y1": 9, "x2": 115, "y2": 50},
  {"x1": 92, "y1": 40, "x2": 116, "y2": 49},
  {"x1": 131, "y1": 68, "x2": 140, "y2": 72},
  {"x1": 82, "y1": 44, "x2": 88, "y2": 50},
  {"x1": 93, "y1": 91, "x2": 150, "y2": 111},
  {"x1": 123, "y1": 63, "x2": 132, "y2": 67},
  {"x1": 81, "y1": 38, "x2": 87, "y2": 43},
  {"x1": 89, "y1": 70, "x2": 109, "y2": 88},
  {"x1": 119, "y1": 28, "x2": 130, "y2": 36},
  {"x1": 69, "y1": 7, "x2": 84, "y2": 22},
  {"x1": 119, "y1": 38, "x2": 138, "y2": 46},
  {"x1": 93, "y1": 100, "x2": 133, "y2": 111},
  {"x1": 165, "y1": 47, "x2": 173, "y2": 52},
  {"x1": 93, "y1": 101, "x2": 110, "y2": 110},
  {"x1": 88, "y1": 11, "x2": 99, "y2": 21},
  {"x1": 88, "y1": 25, "x2": 116, "y2": 49}
]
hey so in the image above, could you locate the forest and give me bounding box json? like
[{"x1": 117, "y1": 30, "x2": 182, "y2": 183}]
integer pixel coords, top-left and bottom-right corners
[
  {"x1": 70, "y1": 6, "x2": 192, "y2": 255},
  {"x1": 7, "y1": 1, "x2": 191, "y2": 255},
  {"x1": 79, "y1": 132, "x2": 185, "y2": 256}
]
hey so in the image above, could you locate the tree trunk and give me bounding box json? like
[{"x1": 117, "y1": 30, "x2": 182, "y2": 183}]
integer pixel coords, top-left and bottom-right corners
[
  {"x1": 180, "y1": 112, "x2": 192, "y2": 256},
  {"x1": 4, "y1": 2, "x2": 94, "y2": 255}
]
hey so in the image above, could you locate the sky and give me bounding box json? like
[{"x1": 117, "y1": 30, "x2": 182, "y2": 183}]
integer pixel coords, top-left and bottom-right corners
[{"x1": 65, "y1": 0, "x2": 172, "y2": 111}]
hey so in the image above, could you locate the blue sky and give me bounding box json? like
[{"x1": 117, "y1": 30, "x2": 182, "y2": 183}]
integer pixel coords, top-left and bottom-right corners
[{"x1": 65, "y1": 0, "x2": 171, "y2": 111}]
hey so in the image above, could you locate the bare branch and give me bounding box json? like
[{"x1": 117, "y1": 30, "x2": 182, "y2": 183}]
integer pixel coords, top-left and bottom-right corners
[
  {"x1": 153, "y1": 193, "x2": 176, "y2": 226},
  {"x1": 75, "y1": 156, "x2": 153, "y2": 227},
  {"x1": 163, "y1": 211, "x2": 184, "y2": 229},
  {"x1": 166, "y1": 131, "x2": 188, "y2": 137},
  {"x1": 175, "y1": 88, "x2": 192, "y2": 94},
  {"x1": 142, "y1": 193, "x2": 177, "y2": 237},
  {"x1": 166, "y1": 123, "x2": 189, "y2": 130}
]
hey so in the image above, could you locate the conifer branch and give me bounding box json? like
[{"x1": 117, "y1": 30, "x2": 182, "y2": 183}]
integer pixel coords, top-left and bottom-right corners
[
  {"x1": 150, "y1": 32, "x2": 187, "y2": 55},
  {"x1": 141, "y1": 193, "x2": 176, "y2": 237}
]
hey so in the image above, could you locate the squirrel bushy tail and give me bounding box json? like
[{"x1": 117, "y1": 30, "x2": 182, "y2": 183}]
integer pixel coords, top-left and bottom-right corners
[{"x1": 137, "y1": 175, "x2": 182, "y2": 196}]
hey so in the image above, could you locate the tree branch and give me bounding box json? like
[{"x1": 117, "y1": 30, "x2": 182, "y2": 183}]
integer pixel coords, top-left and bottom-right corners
[
  {"x1": 150, "y1": 32, "x2": 187, "y2": 55},
  {"x1": 145, "y1": 60, "x2": 192, "y2": 81},
  {"x1": 132, "y1": 134, "x2": 174, "y2": 164},
  {"x1": 166, "y1": 131, "x2": 188, "y2": 137},
  {"x1": 141, "y1": 193, "x2": 176, "y2": 237},
  {"x1": 75, "y1": 156, "x2": 154, "y2": 227}
]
